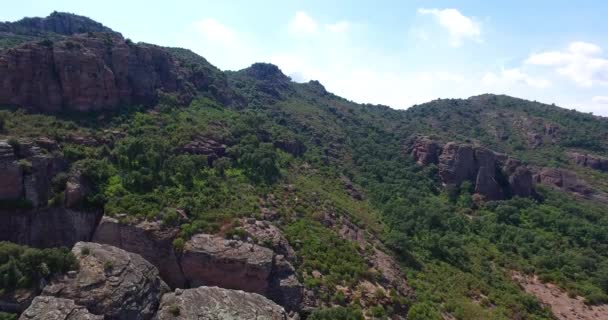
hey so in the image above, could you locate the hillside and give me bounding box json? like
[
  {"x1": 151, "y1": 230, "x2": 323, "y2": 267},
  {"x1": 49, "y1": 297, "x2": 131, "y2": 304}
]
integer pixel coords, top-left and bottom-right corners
[{"x1": 1, "y1": 12, "x2": 608, "y2": 320}]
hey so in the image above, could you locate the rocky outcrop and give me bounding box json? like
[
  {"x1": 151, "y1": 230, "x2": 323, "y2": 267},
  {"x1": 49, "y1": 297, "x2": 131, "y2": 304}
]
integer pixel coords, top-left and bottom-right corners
[
  {"x1": 341, "y1": 176, "x2": 364, "y2": 200},
  {"x1": 274, "y1": 139, "x2": 307, "y2": 157},
  {"x1": 43, "y1": 242, "x2": 169, "y2": 320},
  {"x1": 176, "y1": 137, "x2": 226, "y2": 164},
  {"x1": 64, "y1": 171, "x2": 90, "y2": 208},
  {"x1": 0, "y1": 141, "x2": 23, "y2": 200},
  {"x1": 503, "y1": 159, "x2": 534, "y2": 197},
  {"x1": 0, "y1": 28, "x2": 230, "y2": 113},
  {"x1": 154, "y1": 286, "x2": 290, "y2": 320},
  {"x1": 0, "y1": 207, "x2": 101, "y2": 248},
  {"x1": 92, "y1": 217, "x2": 186, "y2": 288},
  {"x1": 569, "y1": 152, "x2": 608, "y2": 172},
  {"x1": 408, "y1": 136, "x2": 534, "y2": 200},
  {"x1": 180, "y1": 234, "x2": 274, "y2": 294},
  {"x1": 410, "y1": 136, "x2": 441, "y2": 165},
  {"x1": 268, "y1": 255, "x2": 303, "y2": 312},
  {"x1": 19, "y1": 296, "x2": 102, "y2": 320},
  {"x1": 0, "y1": 139, "x2": 66, "y2": 207},
  {"x1": 534, "y1": 168, "x2": 593, "y2": 196},
  {"x1": 240, "y1": 219, "x2": 296, "y2": 260}
]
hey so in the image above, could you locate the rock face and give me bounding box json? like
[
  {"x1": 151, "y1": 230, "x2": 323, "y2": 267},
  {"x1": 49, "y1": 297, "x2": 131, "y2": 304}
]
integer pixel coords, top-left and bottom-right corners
[
  {"x1": 92, "y1": 217, "x2": 186, "y2": 288},
  {"x1": 0, "y1": 207, "x2": 101, "y2": 248},
  {"x1": 42, "y1": 242, "x2": 168, "y2": 320},
  {"x1": 569, "y1": 152, "x2": 608, "y2": 172},
  {"x1": 0, "y1": 30, "x2": 230, "y2": 113},
  {"x1": 268, "y1": 255, "x2": 303, "y2": 312},
  {"x1": 19, "y1": 296, "x2": 102, "y2": 320},
  {"x1": 154, "y1": 286, "x2": 289, "y2": 320},
  {"x1": 410, "y1": 136, "x2": 441, "y2": 165},
  {"x1": 408, "y1": 136, "x2": 534, "y2": 200},
  {"x1": 0, "y1": 141, "x2": 23, "y2": 200},
  {"x1": 181, "y1": 234, "x2": 274, "y2": 294},
  {"x1": 0, "y1": 139, "x2": 66, "y2": 207},
  {"x1": 240, "y1": 219, "x2": 296, "y2": 260},
  {"x1": 534, "y1": 168, "x2": 593, "y2": 196}
]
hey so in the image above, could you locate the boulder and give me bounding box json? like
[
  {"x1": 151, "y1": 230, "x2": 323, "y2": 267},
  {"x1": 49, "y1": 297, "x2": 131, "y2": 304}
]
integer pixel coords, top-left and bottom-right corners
[
  {"x1": 0, "y1": 207, "x2": 101, "y2": 248},
  {"x1": 42, "y1": 242, "x2": 168, "y2": 320},
  {"x1": 240, "y1": 219, "x2": 296, "y2": 260},
  {"x1": 154, "y1": 286, "x2": 289, "y2": 320},
  {"x1": 180, "y1": 234, "x2": 274, "y2": 294},
  {"x1": 92, "y1": 217, "x2": 186, "y2": 288},
  {"x1": 19, "y1": 296, "x2": 102, "y2": 320}
]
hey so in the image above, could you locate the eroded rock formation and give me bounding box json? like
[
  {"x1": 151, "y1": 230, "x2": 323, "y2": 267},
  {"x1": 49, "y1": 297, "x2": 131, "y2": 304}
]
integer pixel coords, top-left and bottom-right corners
[
  {"x1": 154, "y1": 286, "x2": 290, "y2": 320},
  {"x1": 42, "y1": 242, "x2": 169, "y2": 320},
  {"x1": 92, "y1": 217, "x2": 186, "y2": 288},
  {"x1": 19, "y1": 296, "x2": 102, "y2": 320},
  {"x1": 181, "y1": 234, "x2": 274, "y2": 294},
  {"x1": 569, "y1": 152, "x2": 608, "y2": 172},
  {"x1": 408, "y1": 136, "x2": 534, "y2": 200}
]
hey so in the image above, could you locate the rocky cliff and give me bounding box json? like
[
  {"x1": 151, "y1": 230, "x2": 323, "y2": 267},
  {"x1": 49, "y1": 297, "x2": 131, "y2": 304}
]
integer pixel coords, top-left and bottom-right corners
[
  {"x1": 0, "y1": 12, "x2": 232, "y2": 113},
  {"x1": 408, "y1": 136, "x2": 534, "y2": 200}
]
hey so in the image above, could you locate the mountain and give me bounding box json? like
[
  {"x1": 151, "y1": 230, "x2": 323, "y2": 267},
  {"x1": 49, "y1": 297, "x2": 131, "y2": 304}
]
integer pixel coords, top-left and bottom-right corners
[{"x1": 1, "y1": 12, "x2": 608, "y2": 320}]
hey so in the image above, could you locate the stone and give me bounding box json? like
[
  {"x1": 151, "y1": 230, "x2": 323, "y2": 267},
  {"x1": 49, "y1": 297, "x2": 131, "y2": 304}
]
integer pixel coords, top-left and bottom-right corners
[
  {"x1": 438, "y1": 142, "x2": 476, "y2": 185},
  {"x1": 0, "y1": 141, "x2": 23, "y2": 200},
  {"x1": 268, "y1": 255, "x2": 303, "y2": 312},
  {"x1": 92, "y1": 217, "x2": 186, "y2": 288},
  {"x1": 42, "y1": 242, "x2": 168, "y2": 320},
  {"x1": 240, "y1": 219, "x2": 296, "y2": 260},
  {"x1": 409, "y1": 136, "x2": 441, "y2": 165},
  {"x1": 19, "y1": 296, "x2": 102, "y2": 320},
  {"x1": 568, "y1": 152, "x2": 608, "y2": 172},
  {"x1": 154, "y1": 286, "x2": 289, "y2": 320},
  {"x1": 180, "y1": 234, "x2": 274, "y2": 294},
  {"x1": 64, "y1": 172, "x2": 90, "y2": 208}
]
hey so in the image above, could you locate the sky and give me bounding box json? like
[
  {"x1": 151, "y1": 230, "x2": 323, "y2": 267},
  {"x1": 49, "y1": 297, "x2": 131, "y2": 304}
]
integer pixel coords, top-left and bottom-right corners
[{"x1": 3, "y1": 0, "x2": 608, "y2": 115}]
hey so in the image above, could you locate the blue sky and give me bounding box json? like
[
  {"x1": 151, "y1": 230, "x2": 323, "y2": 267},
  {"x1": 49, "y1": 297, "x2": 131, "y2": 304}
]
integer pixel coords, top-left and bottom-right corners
[{"x1": 3, "y1": 0, "x2": 608, "y2": 115}]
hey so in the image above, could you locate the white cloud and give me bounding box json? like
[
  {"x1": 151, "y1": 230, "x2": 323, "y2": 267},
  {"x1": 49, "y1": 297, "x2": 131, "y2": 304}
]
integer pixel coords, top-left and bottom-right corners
[
  {"x1": 526, "y1": 41, "x2": 608, "y2": 87},
  {"x1": 289, "y1": 11, "x2": 318, "y2": 34},
  {"x1": 592, "y1": 96, "x2": 608, "y2": 104},
  {"x1": 325, "y1": 20, "x2": 350, "y2": 33},
  {"x1": 481, "y1": 68, "x2": 551, "y2": 89},
  {"x1": 192, "y1": 18, "x2": 238, "y2": 46},
  {"x1": 417, "y1": 8, "x2": 481, "y2": 47}
]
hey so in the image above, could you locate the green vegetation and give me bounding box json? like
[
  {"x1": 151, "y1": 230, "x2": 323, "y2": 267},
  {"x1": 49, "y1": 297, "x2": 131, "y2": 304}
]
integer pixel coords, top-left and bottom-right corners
[
  {"x1": 0, "y1": 242, "x2": 76, "y2": 292},
  {"x1": 2, "y1": 36, "x2": 608, "y2": 318}
]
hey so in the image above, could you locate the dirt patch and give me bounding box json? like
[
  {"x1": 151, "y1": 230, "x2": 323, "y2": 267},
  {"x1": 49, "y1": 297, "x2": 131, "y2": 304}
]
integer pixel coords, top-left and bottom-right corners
[{"x1": 512, "y1": 272, "x2": 608, "y2": 320}]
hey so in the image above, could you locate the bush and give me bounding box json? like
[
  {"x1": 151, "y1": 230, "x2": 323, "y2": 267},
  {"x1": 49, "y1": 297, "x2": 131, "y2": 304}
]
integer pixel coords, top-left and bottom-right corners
[
  {"x1": 407, "y1": 303, "x2": 441, "y2": 320},
  {"x1": 308, "y1": 306, "x2": 364, "y2": 320}
]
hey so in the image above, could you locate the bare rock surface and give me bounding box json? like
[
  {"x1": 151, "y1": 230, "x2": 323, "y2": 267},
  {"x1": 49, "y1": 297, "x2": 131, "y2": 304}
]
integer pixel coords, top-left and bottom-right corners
[
  {"x1": 19, "y1": 296, "x2": 102, "y2": 320},
  {"x1": 513, "y1": 272, "x2": 608, "y2": 320},
  {"x1": 154, "y1": 286, "x2": 289, "y2": 320},
  {"x1": 180, "y1": 234, "x2": 274, "y2": 294},
  {"x1": 240, "y1": 219, "x2": 296, "y2": 260},
  {"x1": 92, "y1": 217, "x2": 186, "y2": 288},
  {"x1": 42, "y1": 242, "x2": 168, "y2": 320},
  {"x1": 0, "y1": 207, "x2": 101, "y2": 248}
]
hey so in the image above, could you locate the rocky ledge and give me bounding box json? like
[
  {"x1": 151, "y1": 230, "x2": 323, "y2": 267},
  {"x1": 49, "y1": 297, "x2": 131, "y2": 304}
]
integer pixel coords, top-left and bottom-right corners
[{"x1": 154, "y1": 286, "x2": 291, "y2": 320}]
